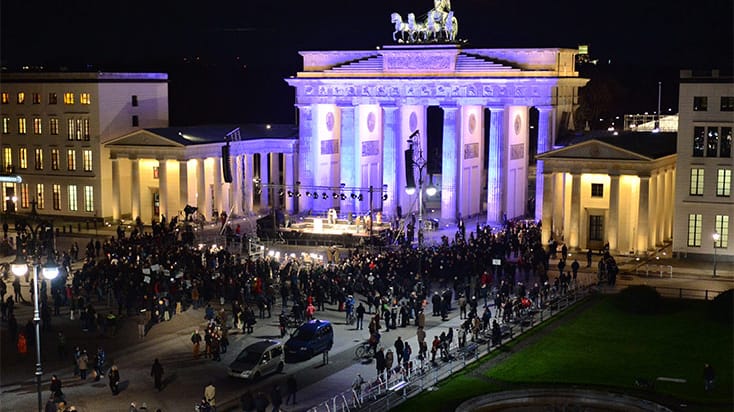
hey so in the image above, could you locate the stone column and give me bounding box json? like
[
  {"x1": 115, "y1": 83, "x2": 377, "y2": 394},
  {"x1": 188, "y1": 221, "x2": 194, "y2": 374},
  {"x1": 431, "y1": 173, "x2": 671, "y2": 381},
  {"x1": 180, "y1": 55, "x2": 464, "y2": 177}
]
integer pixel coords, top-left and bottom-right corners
[
  {"x1": 664, "y1": 168, "x2": 673, "y2": 240},
  {"x1": 382, "y1": 105, "x2": 399, "y2": 219},
  {"x1": 486, "y1": 106, "x2": 505, "y2": 223},
  {"x1": 158, "y1": 158, "x2": 168, "y2": 220},
  {"x1": 656, "y1": 170, "x2": 665, "y2": 245},
  {"x1": 534, "y1": 106, "x2": 553, "y2": 221},
  {"x1": 441, "y1": 106, "x2": 459, "y2": 221},
  {"x1": 608, "y1": 174, "x2": 620, "y2": 252},
  {"x1": 637, "y1": 176, "x2": 650, "y2": 253},
  {"x1": 131, "y1": 158, "x2": 141, "y2": 221},
  {"x1": 569, "y1": 172, "x2": 581, "y2": 249},
  {"x1": 297, "y1": 104, "x2": 314, "y2": 213},
  {"x1": 111, "y1": 157, "x2": 120, "y2": 220},
  {"x1": 196, "y1": 158, "x2": 207, "y2": 220},
  {"x1": 648, "y1": 173, "x2": 658, "y2": 247},
  {"x1": 284, "y1": 153, "x2": 295, "y2": 214},
  {"x1": 179, "y1": 160, "x2": 189, "y2": 214},
  {"x1": 541, "y1": 172, "x2": 554, "y2": 246},
  {"x1": 243, "y1": 154, "x2": 254, "y2": 214},
  {"x1": 213, "y1": 156, "x2": 224, "y2": 217},
  {"x1": 339, "y1": 105, "x2": 356, "y2": 215},
  {"x1": 231, "y1": 155, "x2": 242, "y2": 216},
  {"x1": 259, "y1": 153, "x2": 269, "y2": 210}
]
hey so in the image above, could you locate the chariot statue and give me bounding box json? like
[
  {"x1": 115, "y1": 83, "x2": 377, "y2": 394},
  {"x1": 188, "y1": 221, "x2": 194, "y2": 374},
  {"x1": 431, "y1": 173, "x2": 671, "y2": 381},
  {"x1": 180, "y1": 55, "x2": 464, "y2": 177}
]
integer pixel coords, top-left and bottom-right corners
[{"x1": 391, "y1": 0, "x2": 459, "y2": 44}]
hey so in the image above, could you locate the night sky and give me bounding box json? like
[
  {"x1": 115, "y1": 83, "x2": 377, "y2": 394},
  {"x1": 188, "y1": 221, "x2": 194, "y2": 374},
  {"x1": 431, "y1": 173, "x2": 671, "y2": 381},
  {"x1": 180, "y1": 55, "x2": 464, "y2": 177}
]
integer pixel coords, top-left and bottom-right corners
[{"x1": 2, "y1": 0, "x2": 732, "y2": 126}]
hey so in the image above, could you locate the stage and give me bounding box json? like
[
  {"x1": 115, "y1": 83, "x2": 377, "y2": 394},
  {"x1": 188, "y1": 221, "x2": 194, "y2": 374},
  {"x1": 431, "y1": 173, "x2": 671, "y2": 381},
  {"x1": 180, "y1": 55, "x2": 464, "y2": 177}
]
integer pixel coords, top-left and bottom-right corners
[{"x1": 275, "y1": 216, "x2": 392, "y2": 247}]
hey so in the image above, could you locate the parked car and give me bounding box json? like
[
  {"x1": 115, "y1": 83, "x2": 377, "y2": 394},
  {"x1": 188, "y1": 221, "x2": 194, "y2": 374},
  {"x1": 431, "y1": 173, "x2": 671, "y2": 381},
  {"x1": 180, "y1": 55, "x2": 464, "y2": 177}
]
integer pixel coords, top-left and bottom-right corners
[
  {"x1": 228, "y1": 339, "x2": 285, "y2": 381},
  {"x1": 284, "y1": 319, "x2": 334, "y2": 363}
]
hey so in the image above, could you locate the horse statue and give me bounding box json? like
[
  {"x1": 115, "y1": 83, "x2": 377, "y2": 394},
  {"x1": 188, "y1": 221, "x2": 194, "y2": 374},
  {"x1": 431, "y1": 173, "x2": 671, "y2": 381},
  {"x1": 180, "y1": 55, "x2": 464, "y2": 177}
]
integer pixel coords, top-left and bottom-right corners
[
  {"x1": 424, "y1": 9, "x2": 443, "y2": 42},
  {"x1": 407, "y1": 13, "x2": 425, "y2": 43},
  {"x1": 391, "y1": 12, "x2": 411, "y2": 42},
  {"x1": 444, "y1": 11, "x2": 458, "y2": 42}
]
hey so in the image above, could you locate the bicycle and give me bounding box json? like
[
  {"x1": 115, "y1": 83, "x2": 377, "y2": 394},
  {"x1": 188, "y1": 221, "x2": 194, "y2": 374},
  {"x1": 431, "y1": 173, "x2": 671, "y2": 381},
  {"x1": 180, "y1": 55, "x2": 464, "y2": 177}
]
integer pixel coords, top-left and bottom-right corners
[
  {"x1": 346, "y1": 312, "x2": 356, "y2": 326},
  {"x1": 355, "y1": 341, "x2": 376, "y2": 359}
]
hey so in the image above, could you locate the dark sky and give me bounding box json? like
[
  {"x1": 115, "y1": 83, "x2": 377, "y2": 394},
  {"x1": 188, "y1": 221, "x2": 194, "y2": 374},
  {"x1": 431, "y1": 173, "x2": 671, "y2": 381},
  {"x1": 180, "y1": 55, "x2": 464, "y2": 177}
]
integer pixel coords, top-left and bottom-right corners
[{"x1": 2, "y1": 0, "x2": 732, "y2": 126}]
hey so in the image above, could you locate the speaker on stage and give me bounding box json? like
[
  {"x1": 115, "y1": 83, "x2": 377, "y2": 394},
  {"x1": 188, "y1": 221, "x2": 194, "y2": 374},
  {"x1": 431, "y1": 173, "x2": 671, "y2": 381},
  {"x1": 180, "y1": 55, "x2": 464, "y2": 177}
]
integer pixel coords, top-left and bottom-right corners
[
  {"x1": 404, "y1": 148, "x2": 416, "y2": 190},
  {"x1": 221, "y1": 143, "x2": 233, "y2": 183}
]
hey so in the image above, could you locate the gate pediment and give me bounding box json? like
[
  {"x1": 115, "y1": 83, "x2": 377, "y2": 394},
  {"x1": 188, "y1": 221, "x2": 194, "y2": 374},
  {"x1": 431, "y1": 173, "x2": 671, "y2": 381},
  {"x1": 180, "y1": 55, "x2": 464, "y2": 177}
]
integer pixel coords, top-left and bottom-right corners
[{"x1": 537, "y1": 140, "x2": 652, "y2": 161}]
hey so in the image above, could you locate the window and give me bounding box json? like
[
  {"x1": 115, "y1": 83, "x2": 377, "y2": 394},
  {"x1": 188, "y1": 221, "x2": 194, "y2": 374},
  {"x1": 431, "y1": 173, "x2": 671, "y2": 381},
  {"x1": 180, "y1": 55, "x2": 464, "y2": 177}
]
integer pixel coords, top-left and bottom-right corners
[
  {"x1": 590, "y1": 183, "x2": 603, "y2": 197},
  {"x1": 32, "y1": 93, "x2": 41, "y2": 104},
  {"x1": 1, "y1": 92, "x2": 8, "y2": 104},
  {"x1": 50, "y1": 118, "x2": 59, "y2": 135},
  {"x1": 33, "y1": 117, "x2": 42, "y2": 135},
  {"x1": 721, "y1": 96, "x2": 734, "y2": 112},
  {"x1": 48, "y1": 93, "x2": 57, "y2": 105},
  {"x1": 132, "y1": 95, "x2": 138, "y2": 106},
  {"x1": 63, "y1": 93, "x2": 74, "y2": 105},
  {"x1": 720, "y1": 127, "x2": 732, "y2": 158},
  {"x1": 132, "y1": 115, "x2": 139, "y2": 127},
  {"x1": 67, "y1": 119, "x2": 75, "y2": 141},
  {"x1": 51, "y1": 149, "x2": 59, "y2": 170},
  {"x1": 82, "y1": 149, "x2": 93, "y2": 172},
  {"x1": 2, "y1": 117, "x2": 9, "y2": 134},
  {"x1": 36, "y1": 184, "x2": 45, "y2": 209},
  {"x1": 34, "y1": 148, "x2": 43, "y2": 170},
  {"x1": 693, "y1": 96, "x2": 708, "y2": 111},
  {"x1": 20, "y1": 183, "x2": 29, "y2": 208},
  {"x1": 714, "y1": 215, "x2": 729, "y2": 248},
  {"x1": 689, "y1": 168, "x2": 704, "y2": 195},
  {"x1": 75, "y1": 119, "x2": 82, "y2": 140},
  {"x1": 18, "y1": 118, "x2": 27, "y2": 134},
  {"x1": 80, "y1": 93, "x2": 91, "y2": 105},
  {"x1": 717, "y1": 169, "x2": 731, "y2": 197},
  {"x1": 589, "y1": 215, "x2": 603, "y2": 241},
  {"x1": 17, "y1": 92, "x2": 25, "y2": 104},
  {"x1": 83, "y1": 118, "x2": 90, "y2": 140},
  {"x1": 84, "y1": 185, "x2": 94, "y2": 212},
  {"x1": 52, "y1": 184, "x2": 61, "y2": 210},
  {"x1": 687, "y1": 214, "x2": 702, "y2": 247},
  {"x1": 67, "y1": 149, "x2": 76, "y2": 171},
  {"x1": 153, "y1": 166, "x2": 159, "y2": 179},
  {"x1": 3, "y1": 147, "x2": 12, "y2": 172},
  {"x1": 707, "y1": 127, "x2": 719, "y2": 157},
  {"x1": 68, "y1": 185, "x2": 78, "y2": 211},
  {"x1": 19, "y1": 147, "x2": 27, "y2": 169},
  {"x1": 692, "y1": 126, "x2": 705, "y2": 157}
]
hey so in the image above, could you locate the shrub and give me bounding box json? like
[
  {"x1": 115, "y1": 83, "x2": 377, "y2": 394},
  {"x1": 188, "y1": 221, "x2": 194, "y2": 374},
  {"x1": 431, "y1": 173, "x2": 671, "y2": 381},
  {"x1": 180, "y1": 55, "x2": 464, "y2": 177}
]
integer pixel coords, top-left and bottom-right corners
[
  {"x1": 709, "y1": 289, "x2": 733, "y2": 324},
  {"x1": 614, "y1": 285, "x2": 661, "y2": 314}
]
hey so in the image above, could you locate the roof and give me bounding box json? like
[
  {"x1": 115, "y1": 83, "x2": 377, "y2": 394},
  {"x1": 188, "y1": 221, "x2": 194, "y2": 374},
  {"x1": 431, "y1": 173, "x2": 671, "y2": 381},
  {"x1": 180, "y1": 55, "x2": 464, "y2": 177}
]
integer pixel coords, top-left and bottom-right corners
[
  {"x1": 554, "y1": 131, "x2": 677, "y2": 160},
  {"x1": 144, "y1": 124, "x2": 297, "y2": 146},
  {"x1": 247, "y1": 340, "x2": 282, "y2": 353}
]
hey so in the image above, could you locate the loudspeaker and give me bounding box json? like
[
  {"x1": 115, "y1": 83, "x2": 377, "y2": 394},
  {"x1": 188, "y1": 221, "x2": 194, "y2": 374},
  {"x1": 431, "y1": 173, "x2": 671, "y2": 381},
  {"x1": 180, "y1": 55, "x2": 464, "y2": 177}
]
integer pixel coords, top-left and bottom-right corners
[
  {"x1": 221, "y1": 144, "x2": 233, "y2": 183},
  {"x1": 404, "y1": 149, "x2": 416, "y2": 189}
]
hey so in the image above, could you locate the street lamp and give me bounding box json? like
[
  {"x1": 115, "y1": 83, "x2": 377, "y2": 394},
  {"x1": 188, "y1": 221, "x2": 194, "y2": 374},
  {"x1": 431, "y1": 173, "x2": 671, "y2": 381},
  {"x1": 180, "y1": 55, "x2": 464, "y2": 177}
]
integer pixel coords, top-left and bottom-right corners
[
  {"x1": 11, "y1": 225, "x2": 58, "y2": 412},
  {"x1": 713, "y1": 231, "x2": 720, "y2": 278},
  {"x1": 405, "y1": 132, "x2": 436, "y2": 247}
]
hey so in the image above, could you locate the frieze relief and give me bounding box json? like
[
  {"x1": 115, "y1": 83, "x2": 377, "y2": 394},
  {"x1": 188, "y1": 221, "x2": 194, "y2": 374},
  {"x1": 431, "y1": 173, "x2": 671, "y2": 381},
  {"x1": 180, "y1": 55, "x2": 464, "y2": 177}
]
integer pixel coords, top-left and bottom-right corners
[
  {"x1": 361, "y1": 140, "x2": 380, "y2": 157},
  {"x1": 300, "y1": 82, "x2": 549, "y2": 101},
  {"x1": 384, "y1": 55, "x2": 452, "y2": 71}
]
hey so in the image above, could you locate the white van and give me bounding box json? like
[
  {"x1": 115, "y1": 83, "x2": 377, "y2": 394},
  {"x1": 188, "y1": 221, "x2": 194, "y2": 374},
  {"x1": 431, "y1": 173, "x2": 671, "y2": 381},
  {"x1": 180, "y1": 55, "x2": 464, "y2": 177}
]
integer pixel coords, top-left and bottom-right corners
[{"x1": 228, "y1": 339, "x2": 285, "y2": 381}]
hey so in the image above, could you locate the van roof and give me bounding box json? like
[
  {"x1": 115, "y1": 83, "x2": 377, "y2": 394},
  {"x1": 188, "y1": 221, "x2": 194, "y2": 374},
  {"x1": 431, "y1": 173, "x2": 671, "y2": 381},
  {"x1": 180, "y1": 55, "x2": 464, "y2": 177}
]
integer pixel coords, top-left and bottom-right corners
[
  {"x1": 299, "y1": 319, "x2": 331, "y2": 331},
  {"x1": 246, "y1": 339, "x2": 282, "y2": 353}
]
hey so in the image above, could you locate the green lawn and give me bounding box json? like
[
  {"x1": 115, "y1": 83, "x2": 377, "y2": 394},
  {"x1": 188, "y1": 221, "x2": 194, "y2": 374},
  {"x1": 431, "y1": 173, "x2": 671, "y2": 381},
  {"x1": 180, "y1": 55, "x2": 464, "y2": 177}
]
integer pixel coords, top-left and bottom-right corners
[{"x1": 394, "y1": 294, "x2": 733, "y2": 412}]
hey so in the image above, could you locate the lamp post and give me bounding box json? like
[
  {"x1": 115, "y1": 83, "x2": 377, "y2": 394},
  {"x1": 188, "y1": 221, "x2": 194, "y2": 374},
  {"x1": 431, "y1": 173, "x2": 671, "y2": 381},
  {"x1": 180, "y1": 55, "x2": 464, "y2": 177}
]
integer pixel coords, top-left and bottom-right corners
[
  {"x1": 405, "y1": 133, "x2": 436, "y2": 247},
  {"x1": 713, "y1": 231, "x2": 720, "y2": 278},
  {"x1": 11, "y1": 222, "x2": 58, "y2": 412}
]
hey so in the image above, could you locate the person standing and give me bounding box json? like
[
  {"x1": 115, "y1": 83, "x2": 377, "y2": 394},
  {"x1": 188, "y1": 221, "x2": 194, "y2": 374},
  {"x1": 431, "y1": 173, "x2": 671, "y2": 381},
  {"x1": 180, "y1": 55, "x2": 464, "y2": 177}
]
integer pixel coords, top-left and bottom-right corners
[
  {"x1": 394, "y1": 336, "x2": 404, "y2": 365},
  {"x1": 191, "y1": 328, "x2": 202, "y2": 359},
  {"x1": 269, "y1": 384, "x2": 282, "y2": 412},
  {"x1": 355, "y1": 302, "x2": 365, "y2": 330},
  {"x1": 204, "y1": 381, "x2": 217, "y2": 412},
  {"x1": 586, "y1": 249, "x2": 593, "y2": 267},
  {"x1": 285, "y1": 375, "x2": 297, "y2": 405},
  {"x1": 108, "y1": 363, "x2": 120, "y2": 395},
  {"x1": 385, "y1": 349, "x2": 394, "y2": 376},
  {"x1": 78, "y1": 349, "x2": 89, "y2": 380},
  {"x1": 137, "y1": 314, "x2": 146, "y2": 338},
  {"x1": 703, "y1": 363, "x2": 715, "y2": 391},
  {"x1": 151, "y1": 358, "x2": 164, "y2": 391},
  {"x1": 375, "y1": 347, "x2": 386, "y2": 378},
  {"x1": 94, "y1": 346, "x2": 106, "y2": 380}
]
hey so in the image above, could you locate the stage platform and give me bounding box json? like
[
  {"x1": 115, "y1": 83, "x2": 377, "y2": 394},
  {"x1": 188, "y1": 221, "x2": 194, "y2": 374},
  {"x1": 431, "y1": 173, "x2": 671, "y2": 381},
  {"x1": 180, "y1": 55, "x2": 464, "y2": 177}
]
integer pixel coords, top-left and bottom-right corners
[{"x1": 277, "y1": 217, "x2": 391, "y2": 247}]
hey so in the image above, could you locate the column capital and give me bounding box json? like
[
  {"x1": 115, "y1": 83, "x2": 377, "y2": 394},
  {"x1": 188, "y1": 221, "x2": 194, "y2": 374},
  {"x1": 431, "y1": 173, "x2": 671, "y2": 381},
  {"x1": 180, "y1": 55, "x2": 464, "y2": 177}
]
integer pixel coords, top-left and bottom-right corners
[{"x1": 535, "y1": 105, "x2": 553, "y2": 113}]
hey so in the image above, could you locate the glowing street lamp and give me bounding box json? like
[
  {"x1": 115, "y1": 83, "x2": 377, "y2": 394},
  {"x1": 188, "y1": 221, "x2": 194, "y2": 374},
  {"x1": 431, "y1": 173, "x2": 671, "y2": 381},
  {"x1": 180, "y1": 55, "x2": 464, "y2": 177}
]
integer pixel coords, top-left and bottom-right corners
[{"x1": 712, "y1": 232, "x2": 720, "y2": 278}]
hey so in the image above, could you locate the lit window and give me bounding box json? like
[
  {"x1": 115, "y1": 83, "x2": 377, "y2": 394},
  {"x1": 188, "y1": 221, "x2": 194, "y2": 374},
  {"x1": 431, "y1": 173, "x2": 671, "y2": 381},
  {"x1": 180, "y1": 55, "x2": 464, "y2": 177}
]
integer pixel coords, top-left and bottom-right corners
[
  {"x1": 33, "y1": 117, "x2": 42, "y2": 135},
  {"x1": 48, "y1": 93, "x2": 57, "y2": 105},
  {"x1": 692, "y1": 127, "x2": 705, "y2": 157},
  {"x1": 717, "y1": 169, "x2": 731, "y2": 197},
  {"x1": 34, "y1": 148, "x2": 43, "y2": 170},
  {"x1": 67, "y1": 149, "x2": 76, "y2": 171},
  {"x1": 63, "y1": 93, "x2": 74, "y2": 105},
  {"x1": 68, "y1": 185, "x2": 78, "y2": 211},
  {"x1": 36, "y1": 184, "x2": 45, "y2": 209},
  {"x1": 153, "y1": 166, "x2": 159, "y2": 179},
  {"x1": 50, "y1": 118, "x2": 59, "y2": 135},
  {"x1": 17, "y1": 92, "x2": 25, "y2": 104},
  {"x1": 2, "y1": 117, "x2": 9, "y2": 134},
  {"x1": 20, "y1": 183, "x2": 29, "y2": 208},
  {"x1": 80, "y1": 93, "x2": 91, "y2": 105},
  {"x1": 19, "y1": 147, "x2": 27, "y2": 169},
  {"x1": 52, "y1": 184, "x2": 61, "y2": 210},
  {"x1": 693, "y1": 96, "x2": 708, "y2": 111},
  {"x1": 714, "y1": 215, "x2": 729, "y2": 248},
  {"x1": 1, "y1": 92, "x2": 8, "y2": 104},
  {"x1": 721, "y1": 96, "x2": 734, "y2": 112},
  {"x1": 18, "y1": 118, "x2": 27, "y2": 135},
  {"x1": 67, "y1": 119, "x2": 75, "y2": 140},
  {"x1": 83, "y1": 118, "x2": 90, "y2": 140},
  {"x1": 51, "y1": 149, "x2": 59, "y2": 170},
  {"x1": 3, "y1": 147, "x2": 12, "y2": 172},
  {"x1": 84, "y1": 185, "x2": 94, "y2": 212},
  {"x1": 689, "y1": 168, "x2": 704, "y2": 196},
  {"x1": 687, "y1": 214, "x2": 702, "y2": 247},
  {"x1": 590, "y1": 183, "x2": 603, "y2": 197},
  {"x1": 720, "y1": 127, "x2": 732, "y2": 158},
  {"x1": 707, "y1": 127, "x2": 719, "y2": 157},
  {"x1": 32, "y1": 93, "x2": 41, "y2": 104},
  {"x1": 75, "y1": 119, "x2": 82, "y2": 140},
  {"x1": 82, "y1": 149, "x2": 93, "y2": 172}
]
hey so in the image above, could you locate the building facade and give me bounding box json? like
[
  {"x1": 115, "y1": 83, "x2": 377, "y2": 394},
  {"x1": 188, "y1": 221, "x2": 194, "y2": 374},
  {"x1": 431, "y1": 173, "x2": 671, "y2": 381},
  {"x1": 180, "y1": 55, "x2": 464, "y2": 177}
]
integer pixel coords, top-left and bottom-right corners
[
  {"x1": 672, "y1": 70, "x2": 733, "y2": 261},
  {"x1": 0, "y1": 72, "x2": 169, "y2": 220}
]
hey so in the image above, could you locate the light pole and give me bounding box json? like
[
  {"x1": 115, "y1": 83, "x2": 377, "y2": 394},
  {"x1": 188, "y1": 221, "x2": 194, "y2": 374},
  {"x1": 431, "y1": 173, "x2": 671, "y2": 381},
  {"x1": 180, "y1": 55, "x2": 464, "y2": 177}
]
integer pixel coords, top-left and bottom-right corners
[
  {"x1": 405, "y1": 133, "x2": 436, "y2": 247},
  {"x1": 11, "y1": 222, "x2": 58, "y2": 412},
  {"x1": 713, "y1": 231, "x2": 720, "y2": 278}
]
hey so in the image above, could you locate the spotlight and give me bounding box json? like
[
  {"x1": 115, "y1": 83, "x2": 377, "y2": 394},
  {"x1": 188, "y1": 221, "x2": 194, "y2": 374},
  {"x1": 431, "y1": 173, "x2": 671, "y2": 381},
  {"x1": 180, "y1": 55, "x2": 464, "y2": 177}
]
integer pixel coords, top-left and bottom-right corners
[
  {"x1": 287, "y1": 191, "x2": 294, "y2": 197},
  {"x1": 305, "y1": 191, "x2": 312, "y2": 197},
  {"x1": 351, "y1": 193, "x2": 357, "y2": 199},
  {"x1": 382, "y1": 194, "x2": 388, "y2": 201},
  {"x1": 313, "y1": 192, "x2": 320, "y2": 199},
  {"x1": 322, "y1": 192, "x2": 328, "y2": 200},
  {"x1": 296, "y1": 192, "x2": 302, "y2": 197},
  {"x1": 332, "y1": 192, "x2": 339, "y2": 199},
  {"x1": 278, "y1": 190, "x2": 284, "y2": 197},
  {"x1": 340, "y1": 193, "x2": 347, "y2": 200},
  {"x1": 358, "y1": 194, "x2": 364, "y2": 201}
]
